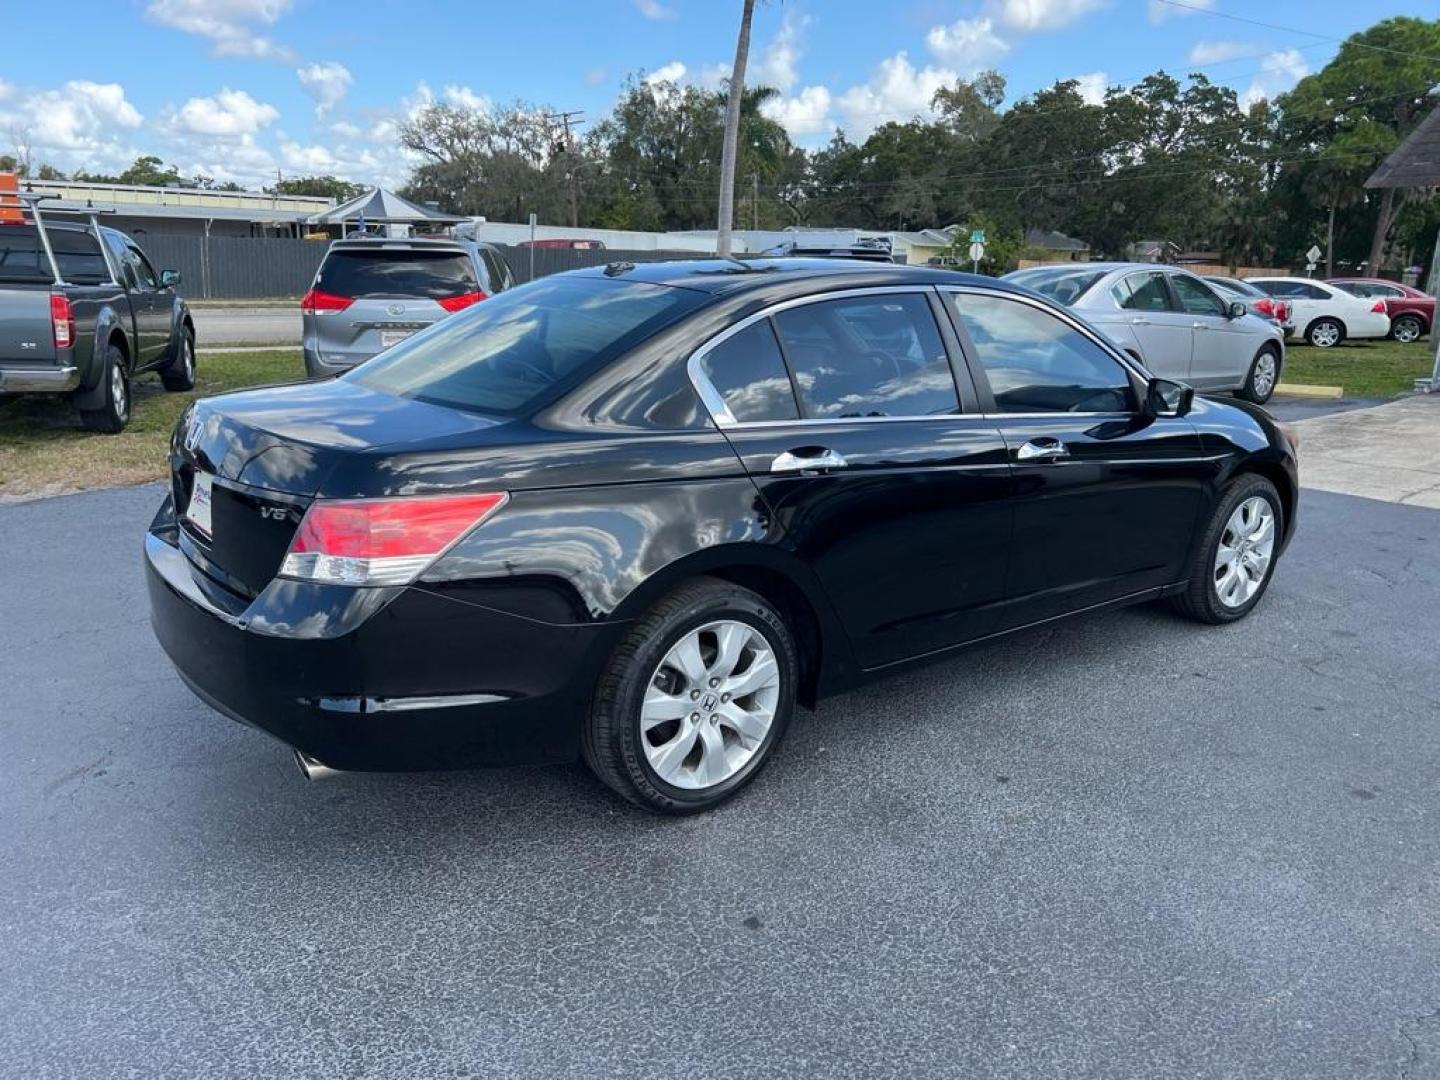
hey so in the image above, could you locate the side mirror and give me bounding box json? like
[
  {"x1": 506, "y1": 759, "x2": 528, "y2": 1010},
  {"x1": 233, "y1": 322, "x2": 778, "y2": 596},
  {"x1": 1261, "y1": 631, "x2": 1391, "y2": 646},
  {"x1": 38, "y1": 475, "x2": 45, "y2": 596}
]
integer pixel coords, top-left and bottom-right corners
[
  {"x1": 161, "y1": 270, "x2": 182, "y2": 287},
  {"x1": 1145, "y1": 377, "x2": 1193, "y2": 418},
  {"x1": 1227, "y1": 300, "x2": 1246, "y2": 319}
]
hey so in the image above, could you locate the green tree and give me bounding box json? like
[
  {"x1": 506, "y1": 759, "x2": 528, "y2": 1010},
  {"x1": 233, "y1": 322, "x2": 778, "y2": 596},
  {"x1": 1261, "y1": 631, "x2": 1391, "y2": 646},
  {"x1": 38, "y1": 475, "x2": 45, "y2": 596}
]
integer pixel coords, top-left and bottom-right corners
[{"x1": 270, "y1": 176, "x2": 365, "y2": 201}]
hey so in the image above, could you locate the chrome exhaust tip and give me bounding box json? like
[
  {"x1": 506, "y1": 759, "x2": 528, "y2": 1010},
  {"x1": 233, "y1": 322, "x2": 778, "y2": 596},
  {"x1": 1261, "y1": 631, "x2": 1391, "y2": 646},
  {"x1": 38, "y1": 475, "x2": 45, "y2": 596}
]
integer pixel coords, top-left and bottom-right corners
[{"x1": 294, "y1": 750, "x2": 342, "y2": 781}]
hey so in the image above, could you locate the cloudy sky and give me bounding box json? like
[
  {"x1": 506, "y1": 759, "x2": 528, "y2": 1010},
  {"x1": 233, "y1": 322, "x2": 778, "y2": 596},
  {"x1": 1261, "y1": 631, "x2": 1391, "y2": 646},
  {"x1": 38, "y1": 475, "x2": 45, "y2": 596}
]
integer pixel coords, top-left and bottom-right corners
[{"x1": 0, "y1": 0, "x2": 1415, "y2": 190}]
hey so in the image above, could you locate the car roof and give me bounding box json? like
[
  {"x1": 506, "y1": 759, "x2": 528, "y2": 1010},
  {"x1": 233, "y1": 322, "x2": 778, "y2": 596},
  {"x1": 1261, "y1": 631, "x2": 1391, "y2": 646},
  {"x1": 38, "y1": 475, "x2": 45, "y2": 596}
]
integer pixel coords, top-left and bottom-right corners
[{"x1": 564, "y1": 256, "x2": 1015, "y2": 297}]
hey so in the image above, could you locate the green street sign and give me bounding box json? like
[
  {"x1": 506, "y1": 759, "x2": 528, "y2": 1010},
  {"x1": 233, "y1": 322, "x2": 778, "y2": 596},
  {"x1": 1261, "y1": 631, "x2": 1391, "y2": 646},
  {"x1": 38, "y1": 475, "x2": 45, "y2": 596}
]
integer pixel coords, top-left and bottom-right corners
[{"x1": 970, "y1": 229, "x2": 986, "y2": 244}]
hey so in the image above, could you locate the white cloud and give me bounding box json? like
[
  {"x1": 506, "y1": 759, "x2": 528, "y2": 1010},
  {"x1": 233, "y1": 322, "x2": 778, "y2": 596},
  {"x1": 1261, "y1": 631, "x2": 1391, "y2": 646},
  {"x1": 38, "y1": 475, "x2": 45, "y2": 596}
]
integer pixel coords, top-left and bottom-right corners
[
  {"x1": 1186, "y1": 39, "x2": 1260, "y2": 65},
  {"x1": 0, "y1": 80, "x2": 12, "y2": 102},
  {"x1": 442, "y1": 84, "x2": 492, "y2": 112},
  {"x1": 584, "y1": 67, "x2": 609, "y2": 87},
  {"x1": 645, "y1": 61, "x2": 688, "y2": 86},
  {"x1": 1241, "y1": 49, "x2": 1308, "y2": 109},
  {"x1": 3, "y1": 81, "x2": 142, "y2": 152},
  {"x1": 761, "y1": 85, "x2": 834, "y2": 138},
  {"x1": 926, "y1": 17, "x2": 1008, "y2": 73},
  {"x1": 837, "y1": 52, "x2": 958, "y2": 138},
  {"x1": 297, "y1": 61, "x2": 352, "y2": 116},
  {"x1": 1071, "y1": 71, "x2": 1108, "y2": 105},
  {"x1": 328, "y1": 119, "x2": 361, "y2": 140},
  {"x1": 175, "y1": 89, "x2": 279, "y2": 136},
  {"x1": 1148, "y1": 0, "x2": 1212, "y2": 24},
  {"x1": 753, "y1": 9, "x2": 809, "y2": 92},
  {"x1": 696, "y1": 63, "x2": 731, "y2": 90},
  {"x1": 145, "y1": 0, "x2": 296, "y2": 60},
  {"x1": 999, "y1": 0, "x2": 1108, "y2": 31},
  {"x1": 634, "y1": 0, "x2": 676, "y2": 19}
]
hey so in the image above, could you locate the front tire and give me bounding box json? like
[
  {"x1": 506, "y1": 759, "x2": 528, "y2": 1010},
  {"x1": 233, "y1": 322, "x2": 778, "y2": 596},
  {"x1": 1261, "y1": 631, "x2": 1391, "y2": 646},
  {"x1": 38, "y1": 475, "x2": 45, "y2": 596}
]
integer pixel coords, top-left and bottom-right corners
[
  {"x1": 79, "y1": 343, "x2": 131, "y2": 434},
  {"x1": 1238, "y1": 346, "x2": 1280, "y2": 404},
  {"x1": 584, "y1": 577, "x2": 798, "y2": 814},
  {"x1": 1305, "y1": 317, "x2": 1344, "y2": 348},
  {"x1": 1390, "y1": 314, "x2": 1424, "y2": 344},
  {"x1": 1170, "y1": 475, "x2": 1283, "y2": 625},
  {"x1": 161, "y1": 327, "x2": 196, "y2": 391}
]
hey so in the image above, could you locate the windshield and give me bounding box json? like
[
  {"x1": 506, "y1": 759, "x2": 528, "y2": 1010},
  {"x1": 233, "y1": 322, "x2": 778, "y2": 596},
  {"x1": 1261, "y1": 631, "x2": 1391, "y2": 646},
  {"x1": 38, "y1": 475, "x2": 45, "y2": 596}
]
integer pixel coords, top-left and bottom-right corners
[
  {"x1": 348, "y1": 274, "x2": 706, "y2": 416},
  {"x1": 317, "y1": 248, "x2": 478, "y2": 299},
  {"x1": 1005, "y1": 267, "x2": 1105, "y2": 306}
]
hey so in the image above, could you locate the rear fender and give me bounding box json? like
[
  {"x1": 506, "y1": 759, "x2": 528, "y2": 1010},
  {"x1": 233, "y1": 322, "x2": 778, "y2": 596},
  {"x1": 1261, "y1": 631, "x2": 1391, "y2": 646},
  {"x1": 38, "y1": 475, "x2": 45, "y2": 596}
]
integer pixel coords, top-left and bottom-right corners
[{"x1": 71, "y1": 303, "x2": 130, "y2": 409}]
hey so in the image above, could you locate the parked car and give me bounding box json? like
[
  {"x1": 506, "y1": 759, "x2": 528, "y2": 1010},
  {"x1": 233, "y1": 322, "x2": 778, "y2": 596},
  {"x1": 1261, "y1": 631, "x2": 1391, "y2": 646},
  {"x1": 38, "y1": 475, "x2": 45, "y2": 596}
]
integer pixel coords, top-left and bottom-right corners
[
  {"x1": 301, "y1": 235, "x2": 515, "y2": 377},
  {"x1": 1002, "y1": 262, "x2": 1285, "y2": 403},
  {"x1": 147, "y1": 259, "x2": 1298, "y2": 813},
  {"x1": 1325, "y1": 277, "x2": 1434, "y2": 343},
  {"x1": 1244, "y1": 276, "x2": 1391, "y2": 347},
  {"x1": 1204, "y1": 275, "x2": 1295, "y2": 336},
  {"x1": 0, "y1": 198, "x2": 194, "y2": 432},
  {"x1": 516, "y1": 238, "x2": 607, "y2": 250}
]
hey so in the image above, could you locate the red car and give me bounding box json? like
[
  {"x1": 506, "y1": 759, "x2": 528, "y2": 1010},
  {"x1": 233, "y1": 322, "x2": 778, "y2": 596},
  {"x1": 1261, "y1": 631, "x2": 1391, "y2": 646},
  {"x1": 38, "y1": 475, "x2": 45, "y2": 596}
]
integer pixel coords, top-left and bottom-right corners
[{"x1": 1326, "y1": 278, "x2": 1434, "y2": 343}]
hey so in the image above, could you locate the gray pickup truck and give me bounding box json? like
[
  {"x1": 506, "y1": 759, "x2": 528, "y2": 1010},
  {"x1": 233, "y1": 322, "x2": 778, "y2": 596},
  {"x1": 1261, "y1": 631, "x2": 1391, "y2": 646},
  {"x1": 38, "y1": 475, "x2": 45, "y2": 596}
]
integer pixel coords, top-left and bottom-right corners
[{"x1": 0, "y1": 194, "x2": 195, "y2": 432}]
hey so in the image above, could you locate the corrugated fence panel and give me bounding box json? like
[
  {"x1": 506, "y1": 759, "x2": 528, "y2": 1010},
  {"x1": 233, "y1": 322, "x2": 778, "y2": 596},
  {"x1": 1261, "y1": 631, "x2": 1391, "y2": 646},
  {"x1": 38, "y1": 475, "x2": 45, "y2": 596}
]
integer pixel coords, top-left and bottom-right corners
[{"x1": 130, "y1": 235, "x2": 704, "y2": 299}]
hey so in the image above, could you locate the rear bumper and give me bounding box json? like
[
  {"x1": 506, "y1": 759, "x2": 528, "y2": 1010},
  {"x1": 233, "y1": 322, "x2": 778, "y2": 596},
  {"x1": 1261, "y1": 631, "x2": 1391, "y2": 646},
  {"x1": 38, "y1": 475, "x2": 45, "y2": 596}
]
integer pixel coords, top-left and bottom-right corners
[
  {"x1": 0, "y1": 365, "x2": 79, "y2": 393},
  {"x1": 144, "y1": 496, "x2": 614, "y2": 771}
]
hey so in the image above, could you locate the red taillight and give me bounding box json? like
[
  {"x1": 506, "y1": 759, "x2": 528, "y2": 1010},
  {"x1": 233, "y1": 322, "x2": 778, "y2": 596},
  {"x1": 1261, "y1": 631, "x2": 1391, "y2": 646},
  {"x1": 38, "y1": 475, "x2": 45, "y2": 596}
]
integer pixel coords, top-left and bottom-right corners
[
  {"x1": 437, "y1": 290, "x2": 487, "y2": 313},
  {"x1": 279, "y1": 492, "x2": 508, "y2": 586},
  {"x1": 1253, "y1": 297, "x2": 1274, "y2": 318},
  {"x1": 1371, "y1": 300, "x2": 1387, "y2": 313},
  {"x1": 1276, "y1": 302, "x2": 1289, "y2": 322},
  {"x1": 50, "y1": 292, "x2": 75, "y2": 349},
  {"x1": 300, "y1": 288, "x2": 353, "y2": 314}
]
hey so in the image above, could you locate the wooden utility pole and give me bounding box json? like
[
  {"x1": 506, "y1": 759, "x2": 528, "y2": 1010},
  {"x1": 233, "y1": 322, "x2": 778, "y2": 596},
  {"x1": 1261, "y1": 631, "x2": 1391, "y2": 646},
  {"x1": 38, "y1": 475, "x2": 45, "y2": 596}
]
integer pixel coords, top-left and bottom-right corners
[
  {"x1": 716, "y1": 0, "x2": 755, "y2": 258},
  {"x1": 546, "y1": 110, "x2": 585, "y2": 229}
]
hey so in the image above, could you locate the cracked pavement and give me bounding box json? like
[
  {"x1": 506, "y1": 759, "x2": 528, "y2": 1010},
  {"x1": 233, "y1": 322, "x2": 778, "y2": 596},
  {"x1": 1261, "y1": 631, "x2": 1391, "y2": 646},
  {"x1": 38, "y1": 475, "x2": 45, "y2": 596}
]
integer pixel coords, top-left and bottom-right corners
[{"x1": 2, "y1": 483, "x2": 1438, "y2": 1079}]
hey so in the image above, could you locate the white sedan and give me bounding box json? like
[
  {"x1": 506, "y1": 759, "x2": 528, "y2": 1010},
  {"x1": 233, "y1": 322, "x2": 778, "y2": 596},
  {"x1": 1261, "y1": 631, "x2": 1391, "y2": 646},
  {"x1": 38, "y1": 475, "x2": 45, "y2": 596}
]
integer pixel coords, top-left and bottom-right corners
[{"x1": 1245, "y1": 277, "x2": 1392, "y2": 348}]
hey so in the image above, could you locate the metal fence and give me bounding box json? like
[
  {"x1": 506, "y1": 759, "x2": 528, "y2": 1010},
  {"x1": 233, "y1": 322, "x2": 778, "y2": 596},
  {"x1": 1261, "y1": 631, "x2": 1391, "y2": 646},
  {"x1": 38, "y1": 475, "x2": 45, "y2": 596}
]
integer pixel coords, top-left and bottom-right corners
[{"x1": 135, "y1": 233, "x2": 709, "y2": 299}]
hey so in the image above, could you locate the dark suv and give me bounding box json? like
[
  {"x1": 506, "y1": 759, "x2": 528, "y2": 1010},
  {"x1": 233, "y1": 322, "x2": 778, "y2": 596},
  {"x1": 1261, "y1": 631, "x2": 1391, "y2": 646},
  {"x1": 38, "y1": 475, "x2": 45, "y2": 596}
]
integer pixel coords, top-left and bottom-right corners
[{"x1": 301, "y1": 236, "x2": 514, "y2": 377}]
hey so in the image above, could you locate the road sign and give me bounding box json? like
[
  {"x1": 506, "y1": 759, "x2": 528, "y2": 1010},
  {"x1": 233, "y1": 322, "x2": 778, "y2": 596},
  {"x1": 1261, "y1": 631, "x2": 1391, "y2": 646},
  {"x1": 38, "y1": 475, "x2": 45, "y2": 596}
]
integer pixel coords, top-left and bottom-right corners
[
  {"x1": 968, "y1": 241, "x2": 985, "y2": 272},
  {"x1": 970, "y1": 229, "x2": 986, "y2": 245},
  {"x1": 1306, "y1": 244, "x2": 1322, "y2": 265},
  {"x1": 1304, "y1": 262, "x2": 1317, "y2": 278}
]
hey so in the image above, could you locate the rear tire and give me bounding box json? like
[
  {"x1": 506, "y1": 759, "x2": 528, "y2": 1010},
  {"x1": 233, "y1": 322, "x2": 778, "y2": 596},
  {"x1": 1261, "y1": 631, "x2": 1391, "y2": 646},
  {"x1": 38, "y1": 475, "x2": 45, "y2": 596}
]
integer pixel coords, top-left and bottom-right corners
[
  {"x1": 161, "y1": 327, "x2": 196, "y2": 391},
  {"x1": 583, "y1": 577, "x2": 798, "y2": 814},
  {"x1": 1390, "y1": 314, "x2": 1424, "y2": 344},
  {"x1": 1305, "y1": 317, "x2": 1344, "y2": 348},
  {"x1": 1238, "y1": 346, "x2": 1280, "y2": 404},
  {"x1": 1169, "y1": 474, "x2": 1283, "y2": 625},
  {"x1": 79, "y1": 343, "x2": 131, "y2": 434}
]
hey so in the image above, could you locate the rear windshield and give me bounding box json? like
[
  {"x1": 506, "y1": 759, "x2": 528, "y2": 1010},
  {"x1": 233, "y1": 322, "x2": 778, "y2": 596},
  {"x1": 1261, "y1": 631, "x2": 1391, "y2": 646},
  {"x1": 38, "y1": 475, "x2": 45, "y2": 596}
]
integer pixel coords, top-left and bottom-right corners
[
  {"x1": 1208, "y1": 277, "x2": 1262, "y2": 298},
  {"x1": 317, "y1": 247, "x2": 478, "y2": 299},
  {"x1": 348, "y1": 275, "x2": 706, "y2": 416},
  {"x1": 0, "y1": 225, "x2": 110, "y2": 284},
  {"x1": 1005, "y1": 267, "x2": 1105, "y2": 306}
]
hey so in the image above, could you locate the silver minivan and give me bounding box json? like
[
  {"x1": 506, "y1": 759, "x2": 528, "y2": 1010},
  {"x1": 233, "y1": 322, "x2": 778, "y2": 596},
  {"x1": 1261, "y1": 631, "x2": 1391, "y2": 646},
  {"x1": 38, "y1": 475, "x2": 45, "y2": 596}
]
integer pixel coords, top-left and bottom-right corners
[{"x1": 301, "y1": 237, "x2": 515, "y2": 377}]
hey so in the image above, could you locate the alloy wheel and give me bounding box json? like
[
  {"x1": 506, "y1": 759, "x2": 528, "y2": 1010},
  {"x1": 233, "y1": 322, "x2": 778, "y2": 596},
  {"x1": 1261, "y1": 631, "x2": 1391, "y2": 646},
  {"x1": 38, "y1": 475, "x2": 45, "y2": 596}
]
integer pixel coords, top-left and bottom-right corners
[
  {"x1": 641, "y1": 619, "x2": 781, "y2": 790},
  {"x1": 1310, "y1": 321, "x2": 1340, "y2": 348},
  {"x1": 111, "y1": 362, "x2": 128, "y2": 419},
  {"x1": 1392, "y1": 317, "x2": 1422, "y2": 344},
  {"x1": 1214, "y1": 496, "x2": 1275, "y2": 608},
  {"x1": 1252, "y1": 352, "x2": 1277, "y2": 397}
]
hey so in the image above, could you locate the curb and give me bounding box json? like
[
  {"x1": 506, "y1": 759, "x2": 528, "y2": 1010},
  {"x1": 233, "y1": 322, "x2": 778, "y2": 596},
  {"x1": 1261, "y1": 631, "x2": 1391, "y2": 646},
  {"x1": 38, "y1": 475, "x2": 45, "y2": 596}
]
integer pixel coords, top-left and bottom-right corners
[{"x1": 1275, "y1": 383, "x2": 1344, "y2": 399}]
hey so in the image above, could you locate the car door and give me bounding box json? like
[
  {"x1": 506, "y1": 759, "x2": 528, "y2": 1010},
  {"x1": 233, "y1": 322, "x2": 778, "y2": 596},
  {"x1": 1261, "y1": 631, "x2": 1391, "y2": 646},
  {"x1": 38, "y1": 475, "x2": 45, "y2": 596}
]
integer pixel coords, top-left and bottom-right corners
[
  {"x1": 118, "y1": 240, "x2": 170, "y2": 366},
  {"x1": 1108, "y1": 270, "x2": 1193, "y2": 380},
  {"x1": 1169, "y1": 272, "x2": 1249, "y2": 389},
  {"x1": 691, "y1": 286, "x2": 1014, "y2": 668},
  {"x1": 942, "y1": 285, "x2": 1212, "y2": 628}
]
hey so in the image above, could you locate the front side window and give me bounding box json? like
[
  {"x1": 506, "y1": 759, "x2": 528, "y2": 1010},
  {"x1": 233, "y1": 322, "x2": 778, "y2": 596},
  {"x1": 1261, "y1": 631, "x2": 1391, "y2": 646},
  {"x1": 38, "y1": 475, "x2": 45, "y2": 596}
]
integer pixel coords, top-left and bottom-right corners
[
  {"x1": 771, "y1": 294, "x2": 957, "y2": 419},
  {"x1": 1170, "y1": 274, "x2": 1226, "y2": 316},
  {"x1": 1112, "y1": 272, "x2": 1173, "y2": 312},
  {"x1": 699, "y1": 320, "x2": 799, "y2": 422},
  {"x1": 126, "y1": 244, "x2": 159, "y2": 288},
  {"x1": 950, "y1": 292, "x2": 1134, "y2": 414},
  {"x1": 350, "y1": 276, "x2": 705, "y2": 416}
]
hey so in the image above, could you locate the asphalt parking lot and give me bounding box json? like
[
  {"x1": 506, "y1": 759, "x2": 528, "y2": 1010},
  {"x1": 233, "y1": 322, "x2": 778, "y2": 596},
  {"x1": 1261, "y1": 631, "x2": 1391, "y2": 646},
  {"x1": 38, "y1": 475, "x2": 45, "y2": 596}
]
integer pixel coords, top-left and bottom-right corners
[{"x1": 3, "y1": 482, "x2": 1438, "y2": 1079}]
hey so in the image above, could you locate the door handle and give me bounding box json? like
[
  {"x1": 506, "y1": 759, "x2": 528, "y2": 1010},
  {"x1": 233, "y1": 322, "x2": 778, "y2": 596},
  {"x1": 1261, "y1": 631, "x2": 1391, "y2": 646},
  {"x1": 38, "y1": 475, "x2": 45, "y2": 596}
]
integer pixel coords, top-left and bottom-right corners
[
  {"x1": 1015, "y1": 438, "x2": 1070, "y2": 462},
  {"x1": 770, "y1": 447, "x2": 848, "y2": 473},
  {"x1": 1130, "y1": 316, "x2": 1150, "y2": 326},
  {"x1": 1192, "y1": 322, "x2": 1209, "y2": 331}
]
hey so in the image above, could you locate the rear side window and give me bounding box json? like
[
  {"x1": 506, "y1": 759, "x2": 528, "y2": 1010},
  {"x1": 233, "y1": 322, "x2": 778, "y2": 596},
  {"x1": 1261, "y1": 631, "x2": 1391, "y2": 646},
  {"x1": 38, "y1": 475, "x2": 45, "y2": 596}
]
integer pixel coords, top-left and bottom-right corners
[
  {"x1": 317, "y1": 248, "x2": 478, "y2": 299},
  {"x1": 349, "y1": 275, "x2": 705, "y2": 416},
  {"x1": 772, "y1": 294, "x2": 957, "y2": 419},
  {"x1": 0, "y1": 227, "x2": 110, "y2": 284},
  {"x1": 699, "y1": 320, "x2": 799, "y2": 422},
  {"x1": 950, "y1": 292, "x2": 1133, "y2": 414}
]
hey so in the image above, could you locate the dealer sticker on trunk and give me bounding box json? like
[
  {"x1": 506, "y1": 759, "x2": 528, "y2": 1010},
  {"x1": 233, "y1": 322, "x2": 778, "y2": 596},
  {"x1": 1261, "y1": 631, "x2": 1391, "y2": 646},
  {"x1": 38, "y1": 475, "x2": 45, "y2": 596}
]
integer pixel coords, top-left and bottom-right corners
[{"x1": 186, "y1": 472, "x2": 214, "y2": 537}]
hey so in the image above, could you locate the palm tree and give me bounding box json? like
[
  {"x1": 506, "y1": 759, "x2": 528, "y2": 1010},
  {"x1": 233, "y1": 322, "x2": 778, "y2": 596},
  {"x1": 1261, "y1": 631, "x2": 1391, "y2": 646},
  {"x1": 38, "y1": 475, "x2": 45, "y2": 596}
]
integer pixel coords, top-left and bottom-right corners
[{"x1": 716, "y1": 0, "x2": 757, "y2": 257}]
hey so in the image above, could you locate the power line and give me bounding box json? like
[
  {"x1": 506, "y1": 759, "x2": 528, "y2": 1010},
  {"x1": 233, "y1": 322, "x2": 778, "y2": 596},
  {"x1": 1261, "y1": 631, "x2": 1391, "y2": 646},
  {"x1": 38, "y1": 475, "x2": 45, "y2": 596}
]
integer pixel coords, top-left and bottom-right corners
[{"x1": 1150, "y1": 0, "x2": 1440, "y2": 63}]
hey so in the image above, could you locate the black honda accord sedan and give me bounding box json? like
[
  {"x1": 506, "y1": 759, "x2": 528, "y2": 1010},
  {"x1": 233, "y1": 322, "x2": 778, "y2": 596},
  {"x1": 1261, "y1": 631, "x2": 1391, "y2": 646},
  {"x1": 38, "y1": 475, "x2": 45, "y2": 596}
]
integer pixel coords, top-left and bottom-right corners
[{"x1": 145, "y1": 258, "x2": 1298, "y2": 812}]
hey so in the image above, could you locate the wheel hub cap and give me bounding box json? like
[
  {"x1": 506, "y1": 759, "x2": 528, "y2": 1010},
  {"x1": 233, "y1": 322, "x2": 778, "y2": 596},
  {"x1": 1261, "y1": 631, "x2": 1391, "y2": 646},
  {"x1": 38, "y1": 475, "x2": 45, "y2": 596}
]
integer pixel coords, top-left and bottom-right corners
[
  {"x1": 1214, "y1": 496, "x2": 1275, "y2": 608},
  {"x1": 641, "y1": 619, "x2": 780, "y2": 790}
]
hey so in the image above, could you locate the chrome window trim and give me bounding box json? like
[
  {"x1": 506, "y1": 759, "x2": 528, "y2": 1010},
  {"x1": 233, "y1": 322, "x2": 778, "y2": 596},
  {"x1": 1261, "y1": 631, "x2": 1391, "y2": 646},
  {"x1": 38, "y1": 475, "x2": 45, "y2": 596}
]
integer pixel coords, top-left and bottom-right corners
[{"x1": 686, "y1": 285, "x2": 951, "y2": 430}]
